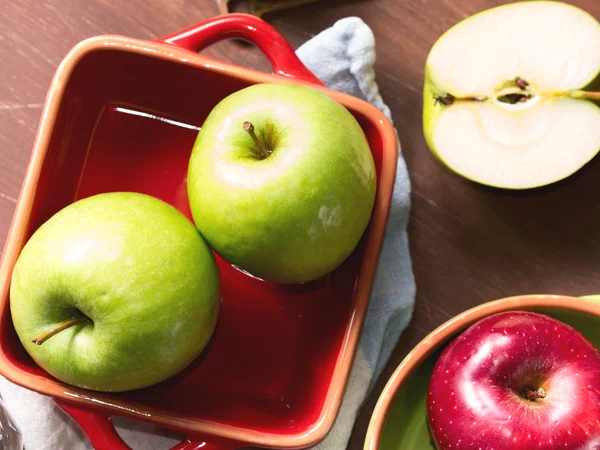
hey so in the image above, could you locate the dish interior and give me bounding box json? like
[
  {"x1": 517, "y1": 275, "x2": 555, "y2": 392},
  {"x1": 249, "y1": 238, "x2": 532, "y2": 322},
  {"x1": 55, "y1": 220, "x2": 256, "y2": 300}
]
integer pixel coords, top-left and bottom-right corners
[
  {"x1": 378, "y1": 304, "x2": 600, "y2": 449},
  {"x1": 0, "y1": 46, "x2": 385, "y2": 436}
]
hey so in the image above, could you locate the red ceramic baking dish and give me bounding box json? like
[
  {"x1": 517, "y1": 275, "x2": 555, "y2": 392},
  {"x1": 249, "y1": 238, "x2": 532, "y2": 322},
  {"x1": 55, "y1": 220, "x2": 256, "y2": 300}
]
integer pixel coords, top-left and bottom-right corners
[{"x1": 0, "y1": 14, "x2": 397, "y2": 450}]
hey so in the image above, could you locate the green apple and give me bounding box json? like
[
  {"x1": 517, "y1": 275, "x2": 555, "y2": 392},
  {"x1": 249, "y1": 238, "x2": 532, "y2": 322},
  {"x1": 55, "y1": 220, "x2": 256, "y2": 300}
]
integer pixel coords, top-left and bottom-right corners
[
  {"x1": 423, "y1": 1, "x2": 600, "y2": 189},
  {"x1": 10, "y1": 192, "x2": 220, "y2": 392},
  {"x1": 187, "y1": 83, "x2": 376, "y2": 284}
]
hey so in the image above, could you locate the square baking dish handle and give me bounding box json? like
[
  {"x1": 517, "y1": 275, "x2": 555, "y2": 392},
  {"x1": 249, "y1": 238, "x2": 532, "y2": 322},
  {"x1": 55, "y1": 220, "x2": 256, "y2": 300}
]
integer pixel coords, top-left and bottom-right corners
[
  {"x1": 54, "y1": 12, "x2": 324, "y2": 450},
  {"x1": 160, "y1": 12, "x2": 324, "y2": 86}
]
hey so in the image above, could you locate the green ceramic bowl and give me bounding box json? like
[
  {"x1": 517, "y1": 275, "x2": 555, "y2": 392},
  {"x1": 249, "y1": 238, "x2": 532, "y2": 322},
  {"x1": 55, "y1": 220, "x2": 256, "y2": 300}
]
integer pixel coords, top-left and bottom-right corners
[{"x1": 364, "y1": 294, "x2": 600, "y2": 450}]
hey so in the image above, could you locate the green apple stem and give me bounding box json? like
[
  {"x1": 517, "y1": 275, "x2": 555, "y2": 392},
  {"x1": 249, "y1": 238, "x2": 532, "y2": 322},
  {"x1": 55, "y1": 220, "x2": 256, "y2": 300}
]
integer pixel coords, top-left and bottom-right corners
[
  {"x1": 31, "y1": 315, "x2": 90, "y2": 345},
  {"x1": 523, "y1": 386, "x2": 547, "y2": 401},
  {"x1": 570, "y1": 90, "x2": 600, "y2": 101},
  {"x1": 243, "y1": 121, "x2": 270, "y2": 159}
]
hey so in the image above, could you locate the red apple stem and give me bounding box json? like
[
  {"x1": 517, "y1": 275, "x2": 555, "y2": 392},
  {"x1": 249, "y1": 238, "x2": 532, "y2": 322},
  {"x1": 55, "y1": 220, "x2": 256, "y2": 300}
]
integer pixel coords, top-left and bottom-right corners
[
  {"x1": 31, "y1": 315, "x2": 90, "y2": 345},
  {"x1": 524, "y1": 387, "x2": 547, "y2": 401},
  {"x1": 243, "y1": 121, "x2": 270, "y2": 159}
]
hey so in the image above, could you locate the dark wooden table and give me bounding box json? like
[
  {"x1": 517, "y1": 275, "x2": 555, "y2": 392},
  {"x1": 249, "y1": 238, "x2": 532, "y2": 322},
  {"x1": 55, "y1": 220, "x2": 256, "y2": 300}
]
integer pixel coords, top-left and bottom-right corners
[{"x1": 3, "y1": 0, "x2": 600, "y2": 448}]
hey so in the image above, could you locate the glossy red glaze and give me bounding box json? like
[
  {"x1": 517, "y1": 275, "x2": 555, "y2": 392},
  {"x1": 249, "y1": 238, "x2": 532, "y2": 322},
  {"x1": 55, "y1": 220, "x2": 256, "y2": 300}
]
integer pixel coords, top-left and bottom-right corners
[
  {"x1": 0, "y1": 14, "x2": 398, "y2": 450},
  {"x1": 159, "y1": 14, "x2": 323, "y2": 85},
  {"x1": 427, "y1": 311, "x2": 600, "y2": 450}
]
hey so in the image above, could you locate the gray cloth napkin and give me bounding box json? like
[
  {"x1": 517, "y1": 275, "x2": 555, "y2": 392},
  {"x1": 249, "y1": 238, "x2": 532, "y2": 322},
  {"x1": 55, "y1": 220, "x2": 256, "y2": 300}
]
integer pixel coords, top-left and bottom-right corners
[{"x1": 0, "y1": 16, "x2": 415, "y2": 450}]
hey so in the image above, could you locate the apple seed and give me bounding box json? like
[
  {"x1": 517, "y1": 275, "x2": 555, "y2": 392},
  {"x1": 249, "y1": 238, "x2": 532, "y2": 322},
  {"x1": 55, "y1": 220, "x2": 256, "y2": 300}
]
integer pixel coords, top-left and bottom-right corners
[
  {"x1": 515, "y1": 77, "x2": 530, "y2": 90},
  {"x1": 433, "y1": 94, "x2": 455, "y2": 106}
]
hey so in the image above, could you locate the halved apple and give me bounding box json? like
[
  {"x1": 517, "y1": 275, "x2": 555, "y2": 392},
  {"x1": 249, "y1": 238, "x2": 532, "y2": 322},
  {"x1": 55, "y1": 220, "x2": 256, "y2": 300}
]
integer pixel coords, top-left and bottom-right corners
[{"x1": 423, "y1": 1, "x2": 600, "y2": 189}]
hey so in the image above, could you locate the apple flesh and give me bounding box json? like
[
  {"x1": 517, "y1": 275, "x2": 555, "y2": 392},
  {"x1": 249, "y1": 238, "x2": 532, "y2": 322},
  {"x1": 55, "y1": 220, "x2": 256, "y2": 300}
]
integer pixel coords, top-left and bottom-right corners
[
  {"x1": 423, "y1": 1, "x2": 600, "y2": 189},
  {"x1": 10, "y1": 192, "x2": 220, "y2": 392},
  {"x1": 187, "y1": 83, "x2": 376, "y2": 284},
  {"x1": 427, "y1": 311, "x2": 600, "y2": 449}
]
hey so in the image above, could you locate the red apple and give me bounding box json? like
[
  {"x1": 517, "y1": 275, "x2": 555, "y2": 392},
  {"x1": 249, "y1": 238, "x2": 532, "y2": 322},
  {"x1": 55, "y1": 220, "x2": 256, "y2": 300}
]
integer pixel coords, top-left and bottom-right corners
[{"x1": 427, "y1": 311, "x2": 600, "y2": 450}]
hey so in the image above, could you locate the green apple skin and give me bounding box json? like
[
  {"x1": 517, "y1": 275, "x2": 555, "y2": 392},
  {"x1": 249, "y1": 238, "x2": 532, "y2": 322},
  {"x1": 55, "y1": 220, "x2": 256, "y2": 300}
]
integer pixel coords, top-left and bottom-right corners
[
  {"x1": 187, "y1": 83, "x2": 376, "y2": 284},
  {"x1": 422, "y1": 72, "x2": 443, "y2": 165},
  {"x1": 423, "y1": 72, "x2": 478, "y2": 185},
  {"x1": 10, "y1": 192, "x2": 220, "y2": 392},
  {"x1": 422, "y1": 1, "x2": 600, "y2": 190}
]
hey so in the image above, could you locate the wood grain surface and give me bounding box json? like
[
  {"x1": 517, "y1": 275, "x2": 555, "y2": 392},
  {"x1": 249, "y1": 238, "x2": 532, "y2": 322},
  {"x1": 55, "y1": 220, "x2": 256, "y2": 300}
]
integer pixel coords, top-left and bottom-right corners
[{"x1": 3, "y1": 1, "x2": 600, "y2": 448}]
